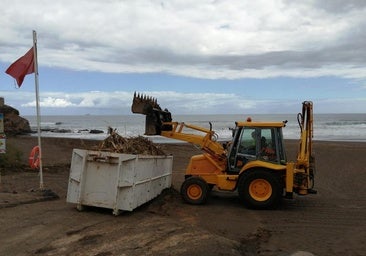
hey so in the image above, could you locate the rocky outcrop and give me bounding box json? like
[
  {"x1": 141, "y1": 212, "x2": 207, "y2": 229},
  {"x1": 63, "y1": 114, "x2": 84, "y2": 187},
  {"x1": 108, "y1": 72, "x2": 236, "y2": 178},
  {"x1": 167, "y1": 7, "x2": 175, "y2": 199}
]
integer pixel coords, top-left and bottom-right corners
[{"x1": 0, "y1": 97, "x2": 31, "y2": 135}]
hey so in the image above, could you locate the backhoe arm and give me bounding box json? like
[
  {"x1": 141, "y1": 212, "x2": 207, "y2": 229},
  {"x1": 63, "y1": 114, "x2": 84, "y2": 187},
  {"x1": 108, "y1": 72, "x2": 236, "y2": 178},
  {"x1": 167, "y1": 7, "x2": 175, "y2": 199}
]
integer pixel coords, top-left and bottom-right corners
[
  {"x1": 297, "y1": 101, "x2": 313, "y2": 167},
  {"x1": 294, "y1": 101, "x2": 316, "y2": 193}
]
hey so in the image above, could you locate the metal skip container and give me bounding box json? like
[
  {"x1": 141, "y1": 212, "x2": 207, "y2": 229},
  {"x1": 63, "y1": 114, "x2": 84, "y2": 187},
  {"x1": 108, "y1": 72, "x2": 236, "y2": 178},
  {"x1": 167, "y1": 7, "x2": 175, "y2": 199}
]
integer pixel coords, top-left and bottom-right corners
[{"x1": 66, "y1": 149, "x2": 173, "y2": 215}]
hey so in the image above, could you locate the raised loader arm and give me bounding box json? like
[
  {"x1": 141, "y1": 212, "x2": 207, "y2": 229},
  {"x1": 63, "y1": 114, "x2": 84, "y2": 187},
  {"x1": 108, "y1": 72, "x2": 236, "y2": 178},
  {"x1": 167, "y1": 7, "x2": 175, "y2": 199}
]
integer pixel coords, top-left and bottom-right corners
[{"x1": 131, "y1": 92, "x2": 226, "y2": 161}]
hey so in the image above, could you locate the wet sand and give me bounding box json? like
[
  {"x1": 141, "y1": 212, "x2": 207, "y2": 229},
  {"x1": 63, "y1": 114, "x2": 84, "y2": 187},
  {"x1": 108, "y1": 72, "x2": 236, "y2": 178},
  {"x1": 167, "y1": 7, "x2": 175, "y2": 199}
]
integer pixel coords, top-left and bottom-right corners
[{"x1": 0, "y1": 136, "x2": 365, "y2": 255}]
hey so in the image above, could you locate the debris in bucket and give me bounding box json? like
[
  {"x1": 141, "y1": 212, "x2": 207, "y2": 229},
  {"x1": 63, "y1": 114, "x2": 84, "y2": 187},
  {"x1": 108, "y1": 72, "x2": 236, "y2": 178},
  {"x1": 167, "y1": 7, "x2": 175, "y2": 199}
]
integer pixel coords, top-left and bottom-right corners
[{"x1": 98, "y1": 127, "x2": 166, "y2": 155}]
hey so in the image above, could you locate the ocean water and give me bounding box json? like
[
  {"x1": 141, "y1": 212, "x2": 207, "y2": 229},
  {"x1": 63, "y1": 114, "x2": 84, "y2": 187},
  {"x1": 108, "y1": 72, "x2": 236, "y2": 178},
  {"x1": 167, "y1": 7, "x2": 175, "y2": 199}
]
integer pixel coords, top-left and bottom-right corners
[{"x1": 24, "y1": 113, "x2": 366, "y2": 142}]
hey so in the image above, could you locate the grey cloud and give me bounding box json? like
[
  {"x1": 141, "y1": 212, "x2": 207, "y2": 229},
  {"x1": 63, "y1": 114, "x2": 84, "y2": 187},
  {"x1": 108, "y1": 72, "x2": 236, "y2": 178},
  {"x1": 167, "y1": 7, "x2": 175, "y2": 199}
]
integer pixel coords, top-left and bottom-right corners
[
  {"x1": 2, "y1": 1, "x2": 366, "y2": 79},
  {"x1": 100, "y1": 43, "x2": 366, "y2": 72},
  {"x1": 312, "y1": 0, "x2": 366, "y2": 13}
]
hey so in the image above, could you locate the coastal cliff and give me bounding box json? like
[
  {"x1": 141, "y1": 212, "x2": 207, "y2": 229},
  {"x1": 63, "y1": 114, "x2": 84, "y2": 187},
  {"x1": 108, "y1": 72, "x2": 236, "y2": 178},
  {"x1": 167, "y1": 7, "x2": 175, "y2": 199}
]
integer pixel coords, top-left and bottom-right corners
[{"x1": 0, "y1": 97, "x2": 31, "y2": 135}]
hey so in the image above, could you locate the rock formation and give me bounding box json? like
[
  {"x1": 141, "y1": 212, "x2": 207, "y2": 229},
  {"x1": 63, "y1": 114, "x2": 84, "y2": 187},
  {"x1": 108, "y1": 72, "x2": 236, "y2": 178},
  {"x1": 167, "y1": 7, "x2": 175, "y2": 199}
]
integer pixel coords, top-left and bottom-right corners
[{"x1": 0, "y1": 97, "x2": 31, "y2": 135}]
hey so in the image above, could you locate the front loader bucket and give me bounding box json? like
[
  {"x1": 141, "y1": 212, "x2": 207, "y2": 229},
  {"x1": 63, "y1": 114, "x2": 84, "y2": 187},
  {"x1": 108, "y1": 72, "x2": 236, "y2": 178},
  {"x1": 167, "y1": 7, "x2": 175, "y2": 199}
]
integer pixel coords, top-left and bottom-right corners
[
  {"x1": 131, "y1": 92, "x2": 160, "y2": 114},
  {"x1": 131, "y1": 92, "x2": 172, "y2": 135}
]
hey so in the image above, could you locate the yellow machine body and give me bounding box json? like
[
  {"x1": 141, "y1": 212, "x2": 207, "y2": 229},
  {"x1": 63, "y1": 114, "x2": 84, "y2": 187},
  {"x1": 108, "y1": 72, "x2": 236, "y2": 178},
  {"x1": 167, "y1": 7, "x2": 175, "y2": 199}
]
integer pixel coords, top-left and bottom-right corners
[{"x1": 132, "y1": 93, "x2": 316, "y2": 209}]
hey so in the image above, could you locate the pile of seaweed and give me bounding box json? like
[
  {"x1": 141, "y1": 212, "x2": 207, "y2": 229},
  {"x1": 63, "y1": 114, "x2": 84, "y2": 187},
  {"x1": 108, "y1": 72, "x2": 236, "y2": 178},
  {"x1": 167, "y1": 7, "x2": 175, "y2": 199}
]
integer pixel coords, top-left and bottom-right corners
[{"x1": 98, "y1": 127, "x2": 166, "y2": 156}]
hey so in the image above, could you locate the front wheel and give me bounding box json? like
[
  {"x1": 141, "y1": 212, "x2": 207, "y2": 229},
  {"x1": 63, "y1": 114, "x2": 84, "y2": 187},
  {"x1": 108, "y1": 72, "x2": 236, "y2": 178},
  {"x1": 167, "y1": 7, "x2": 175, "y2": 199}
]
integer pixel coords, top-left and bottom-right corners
[
  {"x1": 238, "y1": 170, "x2": 282, "y2": 209},
  {"x1": 181, "y1": 176, "x2": 209, "y2": 205}
]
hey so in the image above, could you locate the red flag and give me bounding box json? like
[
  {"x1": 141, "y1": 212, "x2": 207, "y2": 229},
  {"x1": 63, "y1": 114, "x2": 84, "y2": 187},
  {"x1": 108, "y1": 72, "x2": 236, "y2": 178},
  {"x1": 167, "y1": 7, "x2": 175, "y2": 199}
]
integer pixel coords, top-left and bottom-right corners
[{"x1": 5, "y1": 47, "x2": 35, "y2": 87}]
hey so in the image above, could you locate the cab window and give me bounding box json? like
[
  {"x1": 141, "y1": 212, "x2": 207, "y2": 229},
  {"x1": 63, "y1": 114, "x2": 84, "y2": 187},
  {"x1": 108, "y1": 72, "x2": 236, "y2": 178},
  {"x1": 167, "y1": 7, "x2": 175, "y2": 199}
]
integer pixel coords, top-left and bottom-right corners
[
  {"x1": 259, "y1": 128, "x2": 277, "y2": 162},
  {"x1": 237, "y1": 128, "x2": 257, "y2": 156}
]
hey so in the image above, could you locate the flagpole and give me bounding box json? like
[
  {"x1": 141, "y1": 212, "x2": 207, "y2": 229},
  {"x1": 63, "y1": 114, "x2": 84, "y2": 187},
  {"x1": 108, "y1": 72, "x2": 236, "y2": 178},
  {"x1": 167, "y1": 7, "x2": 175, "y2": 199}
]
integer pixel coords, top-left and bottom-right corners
[{"x1": 33, "y1": 30, "x2": 43, "y2": 190}]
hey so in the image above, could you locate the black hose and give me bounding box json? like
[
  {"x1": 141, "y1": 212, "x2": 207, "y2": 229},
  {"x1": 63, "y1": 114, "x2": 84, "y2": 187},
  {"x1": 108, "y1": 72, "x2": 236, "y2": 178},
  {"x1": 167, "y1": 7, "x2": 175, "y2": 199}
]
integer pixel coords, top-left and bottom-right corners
[{"x1": 297, "y1": 113, "x2": 303, "y2": 133}]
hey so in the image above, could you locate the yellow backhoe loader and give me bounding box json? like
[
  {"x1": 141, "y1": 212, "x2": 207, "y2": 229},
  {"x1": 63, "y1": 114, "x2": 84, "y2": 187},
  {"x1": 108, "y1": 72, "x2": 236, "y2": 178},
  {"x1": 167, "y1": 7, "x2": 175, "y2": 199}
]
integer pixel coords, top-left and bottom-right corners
[{"x1": 131, "y1": 92, "x2": 316, "y2": 209}]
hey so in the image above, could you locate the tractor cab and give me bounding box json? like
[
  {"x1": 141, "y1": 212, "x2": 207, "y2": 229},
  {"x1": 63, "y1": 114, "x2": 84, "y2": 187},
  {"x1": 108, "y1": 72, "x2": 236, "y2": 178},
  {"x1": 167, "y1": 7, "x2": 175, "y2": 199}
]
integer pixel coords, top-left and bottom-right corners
[{"x1": 227, "y1": 119, "x2": 287, "y2": 173}]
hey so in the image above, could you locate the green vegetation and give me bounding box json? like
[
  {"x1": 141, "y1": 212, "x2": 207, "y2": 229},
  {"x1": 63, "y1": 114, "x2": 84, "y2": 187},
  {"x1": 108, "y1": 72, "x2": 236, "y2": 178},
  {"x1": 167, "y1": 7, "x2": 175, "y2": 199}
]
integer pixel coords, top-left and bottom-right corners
[{"x1": 0, "y1": 144, "x2": 23, "y2": 169}]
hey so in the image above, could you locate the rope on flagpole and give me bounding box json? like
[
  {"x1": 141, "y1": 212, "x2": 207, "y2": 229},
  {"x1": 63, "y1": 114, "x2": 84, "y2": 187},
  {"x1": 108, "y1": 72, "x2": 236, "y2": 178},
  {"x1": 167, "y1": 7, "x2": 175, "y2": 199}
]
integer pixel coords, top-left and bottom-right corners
[
  {"x1": 12, "y1": 79, "x2": 19, "y2": 89},
  {"x1": 33, "y1": 30, "x2": 44, "y2": 190}
]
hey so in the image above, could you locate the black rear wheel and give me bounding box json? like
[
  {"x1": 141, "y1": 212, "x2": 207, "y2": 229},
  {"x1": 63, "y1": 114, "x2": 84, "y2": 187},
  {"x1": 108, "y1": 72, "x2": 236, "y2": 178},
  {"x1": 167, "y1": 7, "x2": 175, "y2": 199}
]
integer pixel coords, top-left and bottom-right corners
[
  {"x1": 238, "y1": 170, "x2": 282, "y2": 209},
  {"x1": 181, "y1": 176, "x2": 209, "y2": 205}
]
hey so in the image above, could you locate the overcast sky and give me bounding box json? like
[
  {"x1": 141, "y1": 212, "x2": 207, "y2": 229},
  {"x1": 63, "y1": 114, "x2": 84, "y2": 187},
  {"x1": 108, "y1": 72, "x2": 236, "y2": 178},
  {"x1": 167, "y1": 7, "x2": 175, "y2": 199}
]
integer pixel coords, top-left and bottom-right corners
[{"x1": 1, "y1": 0, "x2": 366, "y2": 115}]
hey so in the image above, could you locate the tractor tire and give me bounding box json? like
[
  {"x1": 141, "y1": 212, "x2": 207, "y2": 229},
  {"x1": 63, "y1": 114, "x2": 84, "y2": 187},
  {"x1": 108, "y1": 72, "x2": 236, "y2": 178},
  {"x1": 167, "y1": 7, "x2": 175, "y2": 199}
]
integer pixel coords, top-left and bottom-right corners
[
  {"x1": 238, "y1": 170, "x2": 282, "y2": 209},
  {"x1": 180, "y1": 176, "x2": 209, "y2": 205}
]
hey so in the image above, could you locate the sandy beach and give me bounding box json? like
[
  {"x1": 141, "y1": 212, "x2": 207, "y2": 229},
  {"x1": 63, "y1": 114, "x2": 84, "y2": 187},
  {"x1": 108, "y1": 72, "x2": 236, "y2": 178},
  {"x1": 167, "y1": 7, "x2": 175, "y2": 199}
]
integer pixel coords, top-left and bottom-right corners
[{"x1": 0, "y1": 136, "x2": 365, "y2": 255}]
